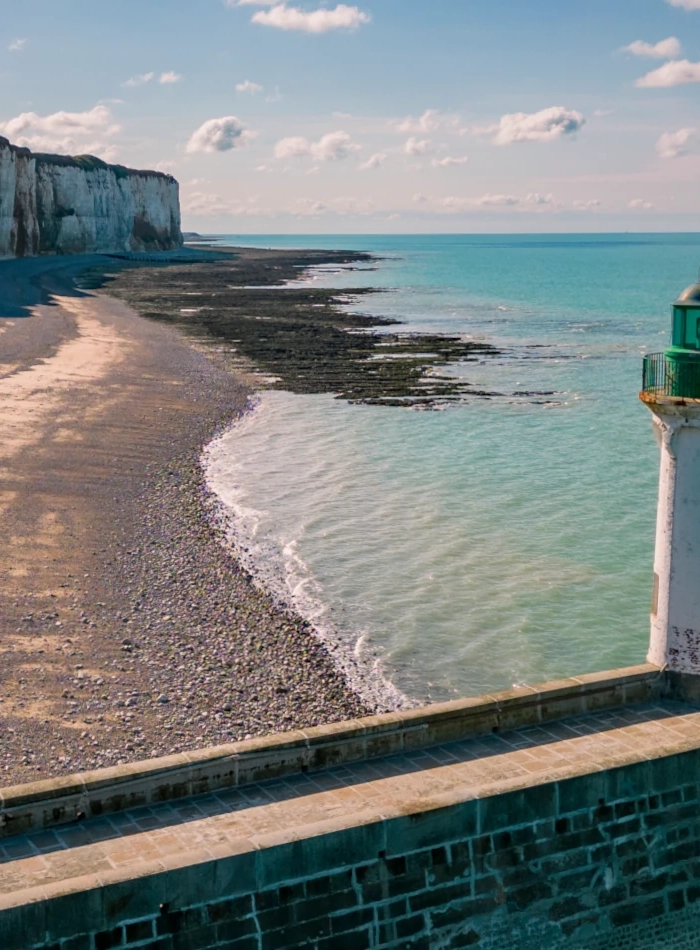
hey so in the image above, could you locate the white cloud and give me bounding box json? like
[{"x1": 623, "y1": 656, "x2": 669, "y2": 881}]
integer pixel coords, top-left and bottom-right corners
[
  {"x1": 236, "y1": 79, "x2": 264, "y2": 94},
  {"x1": 478, "y1": 193, "x2": 520, "y2": 207},
  {"x1": 189, "y1": 192, "x2": 383, "y2": 220},
  {"x1": 359, "y1": 151, "x2": 387, "y2": 170},
  {"x1": 404, "y1": 136, "x2": 432, "y2": 155},
  {"x1": 274, "y1": 136, "x2": 312, "y2": 159},
  {"x1": 657, "y1": 127, "x2": 697, "y2": 158},
  {"x1": 251, "y1": 4, "x2": 370, "y2": 33},
  {"x1": 431, "y1": 155, "x2": 468, "y2": 167},
  {"x1": 312, "y1": 130, "x2": 359, "y2": 161},
  {"x1": 629, "y1": 198, "x2": 655, "y2": 210},
  {"x1": 183, "y1": 190, "x2": 261, "y2": 216},
  {"x1": 395, "y1": 109, "x2": 443, "y2": 135},
  {"x1": 439, "y1": 194, "x2": 520, "y2": 212},
  {"x1": 622, "y1": 37, "x2": 681, "y2": 58},
  {"x1": 274, "y1": 130, "x2": 359, "y2": 161},
  {"x1": 437, "y1": 193, "x2": 561, "y2": 213},
  {"x1": 666, "y1": 0, "x2": 700, "y2": 9},
  {"x1": 573, "y1": 199, "x2": 602, "y2": 210},
  {"x1": 636, "y1": 59, "x2": 700, "y2": 87},
  {"x1": 186, "y1": 116, "x2": 254, "y2": 153},
  {"x1": 393, "y1": 109, "x2": 467, "y2": 136},
  {"x1": 481, "y1": 106, "x2": 585, "y2": 145},
  {"x1": 331, "y1": 195, "x2": 376, "y2": 215},
  {"x1": 526, "y1": 193, "x2": 554, "y2": 205},
  {"x1": 88, "y1": 145, "x2": 120, "y2": 163},
  {"x1": 439, "y1": 197, "x2": 472, "y2": 212},
  {"x1": 123, "y1": 72, "x2": 155, "y2": 88},
  {"x1": 0, "y1": 105, "x2": 121, "y2": 158},
  {"x1": 413, "y1": 193, "x2": 428, "y2": 203},
  {"x1": 155, "y1": 160, "x2": 177, "y2": 173},
  {"x1": 123, "y1": 71, "x2": 180, "y2": 87},
  {"x1": 292, "y1": 198, "x2": 330, "y2": 216},
  {"x1": 182, "y1": 191, "x2": 224, "y2": 215},
  {"x1": 8, "y1": 39, "x2": 26, "y2": 52},
  {"x1": 593, "y1": 109, "x2": 615, "y2": 117}
]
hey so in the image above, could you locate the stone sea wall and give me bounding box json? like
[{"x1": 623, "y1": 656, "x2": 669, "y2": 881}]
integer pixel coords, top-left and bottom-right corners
[
  {"x1": 0, "y1": 138, "x2": 182, "y2": 257},
  {"x1": 9, "y1": 748, "x2": 700, "y2": 950},
  {"x1": 4, "y1": 668, "x2": 700, "y2": 950}
]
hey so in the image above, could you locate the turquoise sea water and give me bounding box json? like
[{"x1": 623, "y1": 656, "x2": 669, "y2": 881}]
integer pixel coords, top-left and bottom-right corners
[{"x1": 204, "y1": 234, "x2": 700, "y2": 707}]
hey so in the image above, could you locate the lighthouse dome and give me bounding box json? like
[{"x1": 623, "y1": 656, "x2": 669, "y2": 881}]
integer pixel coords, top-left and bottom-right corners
[{"x1": 676, "y1": 282, "x2": 700, "y2": 306}]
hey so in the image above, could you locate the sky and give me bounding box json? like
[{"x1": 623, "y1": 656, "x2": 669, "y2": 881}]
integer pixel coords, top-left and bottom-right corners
[{"x1": 3, "y1": 0, "x2": 700, "y2": 233}]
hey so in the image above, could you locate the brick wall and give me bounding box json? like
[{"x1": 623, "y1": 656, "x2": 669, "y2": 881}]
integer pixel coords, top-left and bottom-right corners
[{"x1": 12, "y1": 747, "x2": 700, "y2": 950}]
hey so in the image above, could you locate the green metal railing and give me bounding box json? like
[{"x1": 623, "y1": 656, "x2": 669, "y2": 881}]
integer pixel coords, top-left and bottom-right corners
[{"x1": 643, "y1": 352, "x2": 700, "y2": 399}]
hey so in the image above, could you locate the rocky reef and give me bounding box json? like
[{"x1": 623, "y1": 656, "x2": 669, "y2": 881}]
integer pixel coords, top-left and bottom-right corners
[
  {"x1": 85, "y1": 249, "x2": 502, "y2": 408},
  {"x1": 0, "y1": 138, "x2": 182, "y2": 257}
]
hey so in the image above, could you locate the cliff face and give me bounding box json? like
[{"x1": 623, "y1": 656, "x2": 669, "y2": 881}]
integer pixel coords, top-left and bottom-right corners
[{"x1": 0, "y1": 138, "x2": 182, "y2": 258}]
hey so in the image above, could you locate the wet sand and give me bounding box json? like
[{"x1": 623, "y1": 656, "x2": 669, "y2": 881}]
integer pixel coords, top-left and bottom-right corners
[{"x1": 0, "y1": 250, "x2": 369, "y2": 786}]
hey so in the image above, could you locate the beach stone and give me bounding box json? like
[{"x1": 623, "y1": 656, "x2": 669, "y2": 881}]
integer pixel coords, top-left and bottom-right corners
[{"x1": 0, "y1": 248, "x2": 381, "y2": 787}]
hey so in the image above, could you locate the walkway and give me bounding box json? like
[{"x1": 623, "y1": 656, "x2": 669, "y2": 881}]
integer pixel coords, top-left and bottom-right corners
[{"x1": 2, "y1": 698, "x2": 700, "y2": 905}]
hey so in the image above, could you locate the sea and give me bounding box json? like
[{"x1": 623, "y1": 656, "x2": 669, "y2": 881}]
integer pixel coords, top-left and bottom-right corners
[{"x1": 203, "y1": 233, "x2": 700, "y2": 709}]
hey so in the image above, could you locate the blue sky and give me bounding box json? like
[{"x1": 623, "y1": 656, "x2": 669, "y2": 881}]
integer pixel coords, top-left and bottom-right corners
[{"x1": 3, "y1": 0, "x2": 700, "y2": 232}]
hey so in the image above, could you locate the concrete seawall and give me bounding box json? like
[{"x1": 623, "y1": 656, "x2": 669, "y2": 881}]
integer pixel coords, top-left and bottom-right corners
[{"x1": 2, "y1": 664, "x2": 700, "y2": 949}]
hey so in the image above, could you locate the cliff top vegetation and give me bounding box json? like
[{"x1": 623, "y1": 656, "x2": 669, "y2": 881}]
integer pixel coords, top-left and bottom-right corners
[{"x1": 0, "y1": 136, "x2": 176, "y2": 183}]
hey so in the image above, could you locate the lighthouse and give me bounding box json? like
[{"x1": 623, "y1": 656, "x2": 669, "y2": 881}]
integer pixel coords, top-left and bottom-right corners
[{"x1": 641, "y1": 280, "x2": 700, "y2": 672}]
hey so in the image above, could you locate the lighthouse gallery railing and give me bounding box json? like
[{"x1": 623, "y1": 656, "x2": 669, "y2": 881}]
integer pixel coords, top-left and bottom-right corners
[{"x1": 643, "y1": 352, "x2": 700, "y2": 399}]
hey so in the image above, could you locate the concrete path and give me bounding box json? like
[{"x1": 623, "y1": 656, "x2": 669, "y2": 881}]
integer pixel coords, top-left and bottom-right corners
[{"x1": 1, "y1": 699, "x2": 699, "y2": 907}]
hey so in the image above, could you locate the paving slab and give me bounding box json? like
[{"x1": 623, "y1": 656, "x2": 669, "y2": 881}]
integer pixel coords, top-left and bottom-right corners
[{"x1": 1, "y1": 699, "x2": 699, "y2": 908}]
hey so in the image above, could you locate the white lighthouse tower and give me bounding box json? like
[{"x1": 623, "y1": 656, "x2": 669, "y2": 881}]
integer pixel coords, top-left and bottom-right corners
[{"x1": 642, "y1": 280, "x2": 700, "y2": 672}]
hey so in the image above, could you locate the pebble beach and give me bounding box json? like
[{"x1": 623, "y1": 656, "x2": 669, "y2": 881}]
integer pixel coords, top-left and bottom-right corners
[{"x1": 0, "y1": 248, "x2": 374, "y2": 786}]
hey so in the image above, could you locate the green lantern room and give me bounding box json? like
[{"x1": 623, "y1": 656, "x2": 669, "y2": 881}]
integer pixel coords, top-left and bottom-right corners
[
  {"x1": 671, "y1": 282, "x2": 700, "y2": 354},
  {"x1": 643, "y1": 281, "x2": 700, "y2": 399}
]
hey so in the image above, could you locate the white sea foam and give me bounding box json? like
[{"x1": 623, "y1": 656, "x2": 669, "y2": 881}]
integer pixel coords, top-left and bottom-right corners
[{"x1": 202, "y1": 399, "x2": 409, "y2": 712}]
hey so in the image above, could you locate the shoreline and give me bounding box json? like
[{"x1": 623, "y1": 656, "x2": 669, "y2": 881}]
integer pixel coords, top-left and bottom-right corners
[
  {"x1": 0, "y1": 248, "x2": 375, "y2": 786},
  {"x1": 202, "y1": 396, "x2": 411, "y2": 714},
  {"x1": 83, "y1": 245, "x2": 500, "y2": 409}
]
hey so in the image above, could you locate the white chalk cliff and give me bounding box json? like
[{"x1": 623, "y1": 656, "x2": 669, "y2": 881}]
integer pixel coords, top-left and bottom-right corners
[{"x1": 0, "y1": 138, "x2": 182, "y2": 257}]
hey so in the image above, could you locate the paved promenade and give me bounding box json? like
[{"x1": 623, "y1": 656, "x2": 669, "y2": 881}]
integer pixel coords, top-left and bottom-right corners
[{"x1": 2, "y1": 698, "x2": 699, "y2": 905}]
